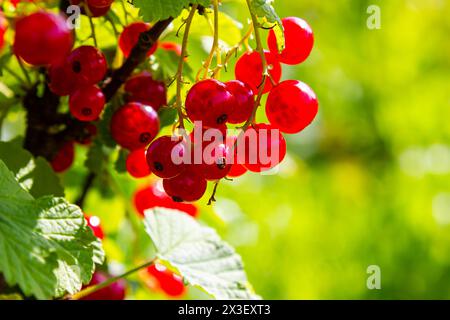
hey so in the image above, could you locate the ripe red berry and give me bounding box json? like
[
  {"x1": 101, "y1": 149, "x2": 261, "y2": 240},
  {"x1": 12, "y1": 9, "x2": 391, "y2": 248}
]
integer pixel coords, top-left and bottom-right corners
[
  {"x1": 266, "y1": 80, "x2": 318, "y2": 134},
  {"x1": 81, "y1": 272, "x2": 126, "y2": 300},
  {"x1": 159, "y1": 42, "x2": 182, "y2": 56},
  {"x1": 268, "y1": 17, "x2": 314, "y2": 65},
  {"x1": 147, "y1": 264, "x2": 186, "y2": 298},
  {"x1": 124, "y1": 72, "x2": 167, "y2": 111},
  {"x1": 87, "y1": 0, "x2": 113, "y2": 8},
  {"x1": 67, "y1": 46, "x2": 107, "y2": 86},
  {"x1": 51, "y1": 141, "x2": 75, "y2": 173},
  {"x1": 110, "y1": 102, "x2": 160, "y2": 150},
  {"x1": 185, "y1": 79, "x2": 236, "y2": 127},
  {"x1": 240, "y1": 123, "x2": 287, "y2": 172},
  {"x1": 192, "y1": 142, "x2": 232, "y2": 181},
  {"x1": 235, "y1": 50, "x2": 281, "y2": 94},
  {"x1": 69, "y1": 85, "x2": 105, "y2": 122},
  {"x1": 225, "y1": 136, "x2": 247, "y2": 178},
  {"x1": 163, "y1": 169, "x2": 207, "y2": 202},
  {"x1": 146, "y1": 136, "x2": 186, "y2": 179},
  {"x1": 0, "y1": 11, "x2": 7, "y2": 51},
  {"x1": 225, "y1": 80, "x2": 254, "y2": 124},
  {"x1": 126, "y1": 147, "x2": 151, "y2": 178},
  {"x1": 14, "y1": 11, "x2": 73, "y2": 66},
  {"x1": 119, "y1": 22, "x2": 157, "y2": 58},
  {"x1": 133, "y1": 184, "x2": 199, "y2": 218},
  {"x1": 48, "y1": 62, "x2": 78, "y2": 96},
  {"x1": 227, "y1": 163, "x2": 247, "y2": 178},
  {"x1": 87, "y1": 3, "x2": 111, "y2": 17},
  {"x1": 85, "y1": 215, "x2": 104, "y2": 239}
]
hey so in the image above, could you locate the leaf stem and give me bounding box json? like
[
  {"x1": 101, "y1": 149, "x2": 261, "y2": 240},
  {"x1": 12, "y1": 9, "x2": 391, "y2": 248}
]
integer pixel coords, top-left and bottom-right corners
[{"x1": 69, "y1": 259, "x2": 155, "y2": 300}]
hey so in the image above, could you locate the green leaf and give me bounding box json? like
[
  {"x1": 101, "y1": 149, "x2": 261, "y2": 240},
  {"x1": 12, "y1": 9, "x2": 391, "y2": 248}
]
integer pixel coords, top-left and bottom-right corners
[
  {"x1": 152, "y1": 49, "x2": 194, "y2": 83},
  {"x1": 115, "y1": 148, "x2": 128, "y2": 174},
  {"x1": 132, "y1": 0, "x2": 211, "y2": 22},
  {"x1": 143, "y1": 208, "x2": 259, "y2": 300},
  {"x1": 158, "y1": 106, "x2": 178, "y2": 128},
  {"x1": 250, "y1": 0, "x2": 285, "y2": 52},
  {"x1": 0, "y1": 160, "x2": 104, "y2": 300},
  {"x1": 0, "y1": 139, "x2": 64, "y2": 198},
  {"x1": 0, "y1": 52, "x2": 12, "y2": 77}
]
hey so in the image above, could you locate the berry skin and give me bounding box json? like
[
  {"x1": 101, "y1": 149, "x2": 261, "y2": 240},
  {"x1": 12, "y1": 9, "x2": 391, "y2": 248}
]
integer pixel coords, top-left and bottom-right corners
[
  {"x1": 124, "y1": 72, "x2": 167, "y2": 111},
  {"x1": 80, "y1": 272, "x2": 126, "y2": 300},
  {"x1": 225, "y1": 80, "x2": 254, "y2": 124},
  {"x1": 225, "y1": 136, "x2": 247, "y2": 178},
  {"x1": 51, "y1": 142, "x2": 75, "y2": 173},
  {"x1": 192, "y1": 142, "x2": 232, "y2": 181},
  {"x1": 126, "y1": 147, "x2": 151, "y2": 178},
  {"x1": 133, "y1": 184, "x2": 199, "y2": 218},
  {"x1": 119, "y1": 22, "x2": 157, "y2": 58},
  {"x1": 266, "y1": 80, "x2": 318, "y2": 134},
  {"x1": 147, "y1": 264, "x2": 186, "y2": 298},
  {"x1": 159, "y1": 42, "x2": 182, "y2": 56},
  {"x1": 235, "y1": 50, "x2": 281, "y2": 94},
  {"x1": 0, "y1": 11, "x2": 7, "y2": 51},
  {"x1": 48, "y1": 62, "x2": 78, "y2": 96},
  {"x1": 163, "y1": 169, "x2": 207, "y2": 202},
  {"x1": 268, "y1": 17, "x2": 314, "y2": 65},
  {"x1": 146, "y1": 136, "x2": 186, "y2": 179},
  {"x1": 85, "y1": 215, "x2": 104, "y2": 239},
  {"x1": 240, "y1": 123, "x2": 287, "y2": 172},
  {"x1": 185, "y1": 79, "x2": 236, "y2": 127},
  {"x1": 87, "y1": 3, "x2": 111, "y2": 17},
  {"x1": 69, "y1": 85, "x2": 105, "y2": 122},
  {"x1": 227, "y1": 163, "x2": 247, "y2": 178},
  {"x1": 67, "y1": 46, "x2": 107, "y2": 86},
  {"x1": 87, "y1": 0, "x2": 113, "y2": 8},
  {"x1": 14, "y1": 11, "x2": 73, "y2": 66},
  {"x1": 110, "y1": 102, "x2": 160, "y2": 150}
]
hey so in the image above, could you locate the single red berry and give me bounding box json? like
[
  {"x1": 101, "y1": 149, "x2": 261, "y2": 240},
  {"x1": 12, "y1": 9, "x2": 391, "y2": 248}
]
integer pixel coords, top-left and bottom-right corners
[
  {"x1": 159, "y1": 41, "x2": 182, "y2": 56},
  {"x1": 235, "y1": 50, "x2": 281, "y2": 94},
  {"x1": 133, "y1": 183, "x2": 199, "y2": 218},
  {"x1": 185, "y1": 79, "x2": 236, "y2": 127},
  {"x1": 81, "y1": 272, "x2": 126, "y2": 300},
  {"x1": 225, "y1": 80, "x2": 254, "y2": 124},
  {"x1": 110, "y1": 102, "x2": 160, "y2": 150},
  {"x1": 192, "y1": 142, "x2": 232, "y2": 181},
  {"x1": 119, "y1": 22, "x2": 157, "y2": 58},
  {"x1": 69, "y1": 85, "x2": 105, "y2": 122},
  {"x1": 87, "y1": 3, "x2": 111, "y2": 17},
  {"x1": 126, "y1": 147, "x2": 151, "y2": 178},
  {"x1": 266, "y1": 80, "x2": 318, "y2": 134},
  {"x1": 225, "y1": 136, "x2": 247, "y2": 178},
  {"x1": 124, "y1": 72, "x2": 167, "y2": 111},
  {"x1": 0, "y1": 11, "x2": 7, "y2": 51},
  {"x1": 51, "y1": 141, "x2": 75, "y2": 173},
  {"x1": 146, "y1": 136, "x2": 186, "y2": 179},
  {"x1": 163, "y1": 169, "x2": 207, "y2": 202},
  {"x1": 67, "y1": 46, "x2": 107, "y2": 86},
  {"x1": 85, "y1": 215, "x2": 104, "y2": 239},
  {"x1": 268, "y1": 17, "x2": 314, "y2": 65},
  {"x1": 147, "y1": 264, "x2": 186, "y2": 298},
  {"x1": 14, "y1": 11, "x2": 73, "y2": 66},
  {"x1": 240, "y1": 123, "x2": 287, "y2": 172},
  {"x1": 227, "y1": 163, "x2": 247, "y2": 178},
  {"x1": 48, "y1": 62, "x2": 78, "y2": 96},
  {"x1": 86, "y1": 0, "x2": 113, "y2": 8}
]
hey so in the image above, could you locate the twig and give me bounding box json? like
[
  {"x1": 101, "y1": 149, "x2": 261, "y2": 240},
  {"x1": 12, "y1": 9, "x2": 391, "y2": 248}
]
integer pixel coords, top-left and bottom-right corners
[{"x1": 75, "y1": 172, "x2": 96, "y2": 208}]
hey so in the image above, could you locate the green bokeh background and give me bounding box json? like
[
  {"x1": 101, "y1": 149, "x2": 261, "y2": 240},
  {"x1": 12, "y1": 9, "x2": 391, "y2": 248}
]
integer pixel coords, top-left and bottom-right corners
[{"x1": 2, "y1": 0, "x2": 450, "y2": 299}]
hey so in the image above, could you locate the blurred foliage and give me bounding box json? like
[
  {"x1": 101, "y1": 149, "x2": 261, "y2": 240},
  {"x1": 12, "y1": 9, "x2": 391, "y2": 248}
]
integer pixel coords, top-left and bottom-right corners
[{"x1": 1, "y1": 0, "x2": 449, "y2": 299}]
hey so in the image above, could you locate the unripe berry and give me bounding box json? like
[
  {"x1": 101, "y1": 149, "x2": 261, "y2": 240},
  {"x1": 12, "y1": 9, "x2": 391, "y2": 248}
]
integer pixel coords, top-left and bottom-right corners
[
  {"x1": 119, "y1": 22, "x2": 157, "y2": 58},
  {"x1": 14, "y1": 11, "x2": 73, "y2": 66},
  {"x1": 124, "y1": 72, "x2": 167, "y2": 111},
  {"x1": 69, "y1": 85, "x2": 105, "y2": 122},
  {"x1": 268, "y1": 17, "x2": 314, "y2": 65},
  {"x1": 235, "y1": 50, "x2": 281, "y2": 94},
  {"x1": 163, "y1": 169, "x2": 207, "y2": 202},
  {"x1": 266, "y1": 80, "x2": 318, "y2": 134},
  {"x1": 126, "y1": 148, "x2": 151, "y2": 178},
  {"x1": 146, "y1": 136, "x2": 186, "y2": 179},
  {"x1": 110, "y1": 102, "x2": 160, "y2": 150},
  {"x1": 225, "y1": 80, "x2": 254, "y2": 124}
]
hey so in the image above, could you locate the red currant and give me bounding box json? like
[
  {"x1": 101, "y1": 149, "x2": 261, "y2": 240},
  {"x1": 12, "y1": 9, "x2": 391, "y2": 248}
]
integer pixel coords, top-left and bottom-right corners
[
  {"x1": 266, "y1": 80, "x2": 318, "y2": 134},
  {"x1": 225, "y1": 136, "x2": 247, "y2": 178},
  {"x1": 14, "y1": 11, "x2": 73, "y2": 66},
  {"x1": 133, "y1": 183, "x2": 199, "y2": 218},
  {"x1": 87, "y1": 3, "x2": 111, "y2": 17},
  {"x1": 240, "y1": 123, "x2": 287, "y2": 172},
  {"x1": 0, "y1": 11, "x2": 7, "y2": 51},
  {"x1": 67, "y1": 46, "x2": 107, "y2": 86},
  {"x1": 159, "y1": 41, "x2": 182, "y2": 56},
  {"x1": 185, "y1": 79, "x2": 236, "y2": 127},
  {"x1": 235, "y1": 50, "x2": 281, "y2": 94},
  {"x1": 80, "y1": 272, "x2": 126, "y2": 300},
  {"x1": 126, "y1": 147, "x2": 151, "y2": 178},
  {"x1": 163, "y1": 169, "x2": 207, "y2": 202},
  {"x1": 124, "y1": 72, "x2": 167, "y2": 111},
  {"x1": 69, "y1": 85, "x2": 105, "y2": 122},
  {"x1": 119, "y1": 22, "x2": 157, "y2": 58},
  {"x1": 192, "y1": 142, "x2": 232, "y2": 181},
  {"x1": 110, "y1": 102, "x2": 160, "y2": 150},
  {"x1": 86, "y1": 0, "x2": 113, "y2": 7},
  {"x1": 227, "y1": 163, "x2": 247, "y2": 178},
  {"x1": 268, "y1": 17, "x2": 314, "y2": 65},
  {"x1": 51, "y1": 141, "x2": 75, "y2": 173},
  {"x1": 147, "y1": 264, "x2": 186, "y2": 298},
  {"x1": 85, "y1": 215, "x2": 104, "y2": 239},
  {"x1": 146, "y1": 136, "x2": 186, "y2": 179},
  {"x1": 48, "y1": 62, "x2": 78, "y2": 96},
  {"x1": 225, "y1": 80, "x2": 254, "y2": 124}
]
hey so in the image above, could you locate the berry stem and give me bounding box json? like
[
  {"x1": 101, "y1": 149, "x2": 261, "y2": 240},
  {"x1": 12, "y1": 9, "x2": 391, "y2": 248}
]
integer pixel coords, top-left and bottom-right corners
[
  {"x1": 207, "y1": 180, "x2": 220, "y2": 205},
  {"x1": 68, "y1": 259, "x2": 155, "y2": 300},
  {"x1": 175, "y1": 5, "x2": 198, "y2": 129},
  {"x1": 199, "y1": 0, "x2": 219, "y2": 80},
  {"x1": 88, "y1": 16, "x2": 98, "y2": 47}
]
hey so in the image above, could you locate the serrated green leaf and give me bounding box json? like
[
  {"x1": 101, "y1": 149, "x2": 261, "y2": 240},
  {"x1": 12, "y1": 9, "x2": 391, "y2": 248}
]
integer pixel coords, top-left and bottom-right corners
[
  {"x1": 143, "y1": 208, "x2": 259, "y2": 300},
  {"x1": 250, "y1": 0, "x2": 285, "y2": 52},
  {"x1": 0, "y1": 139, "x2": 64, "y2": 198},
  {"x1": 132, "y1": 0, "x2": 211, "y2": 22},
  {"x1": 0, "y1": 160, "x2": 104, "y2": 299}
]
